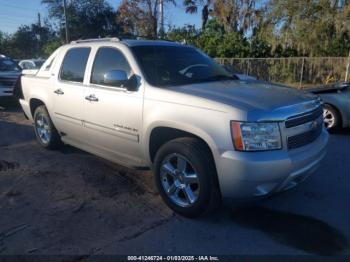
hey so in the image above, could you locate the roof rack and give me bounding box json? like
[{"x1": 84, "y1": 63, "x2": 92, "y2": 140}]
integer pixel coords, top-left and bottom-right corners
[{"x1": 70, "y1": 37, "x2": 120, "y2": 44}]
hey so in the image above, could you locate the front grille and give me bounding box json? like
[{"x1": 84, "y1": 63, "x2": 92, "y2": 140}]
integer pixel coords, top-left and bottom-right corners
[
  {"x1": 0, "y1": 78, "x2": 17, "y2": 88},
  {"x1": 285, "y1": 106, "x2": 323, "y2": 128},
  {"x1": 287, "y1": 123, "x2": 323, "y2": 149}
]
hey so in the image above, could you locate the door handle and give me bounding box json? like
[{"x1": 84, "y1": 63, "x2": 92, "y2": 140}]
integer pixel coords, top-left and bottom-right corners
[
  {"x1": 85, "y1": 94, "x2": 99, "y2": 102},
  {"x1": 54, "y1": 89, "x2": 64, "y2": 95}
]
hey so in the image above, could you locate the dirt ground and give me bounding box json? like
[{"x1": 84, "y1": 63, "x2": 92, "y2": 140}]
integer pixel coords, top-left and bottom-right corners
[
  {"x1": 0, "y1": 102, "x2": 173, "y2": 255},
  {"x1": 0, "y1": 101, "x2": 349, "y2": 258}
]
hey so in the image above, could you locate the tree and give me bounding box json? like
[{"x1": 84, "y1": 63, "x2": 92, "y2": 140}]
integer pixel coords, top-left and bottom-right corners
[
  {"x1": 42, "y1": 39, "x2": 62, "y2": 57},
  {"x1": 0, "y1": 23, "x2": 57, "y2": 58},
  {"x1": 183, "y1": 0, "x2": 258, "y2": 33},
  {"x1": 166, "y1": 24, "x2": 200, "y2": 44},
  {"x1": 183, "y1": 0, "x2": 212, "y2": 29},
  {"x1": 42, "y1": 0, "x2": 120, "y2": 41},
  {"x1": 212, "y1": 0, "x2": 257, "y2": 33},
  {"x1": 166, "y1": 19, "x2": 250, "y2": 57},
  {"x1": 116, "y1": 0, "x2": 175, "y2": 39},
  {"x1": 0, "y1": 32, "x2": 11, "y2": 56},
  {"x1": 262, "y1": 0, "x2": 350, "y2": 56}
]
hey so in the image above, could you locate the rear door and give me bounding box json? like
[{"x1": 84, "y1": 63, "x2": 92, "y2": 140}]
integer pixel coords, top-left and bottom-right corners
[
  {"x1": 52, "y1": 47, "x2": 90, "y2": 143},
  {"x1": 83, "y1": 46, "x2": 144, "y2": 166}
]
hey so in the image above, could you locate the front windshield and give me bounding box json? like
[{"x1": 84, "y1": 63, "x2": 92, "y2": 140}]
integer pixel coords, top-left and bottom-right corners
[
  {"x1": 0, "y1": 58, "x2": 21, "y2": 72},
  {"x1": 131, "y1": 45, "x2": 237, "y2": 87}
]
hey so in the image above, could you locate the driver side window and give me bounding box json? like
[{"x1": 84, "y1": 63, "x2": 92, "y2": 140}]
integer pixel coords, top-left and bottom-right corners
[{"x1": 91, "y1": 47, "x2": 131, "y2": 86}]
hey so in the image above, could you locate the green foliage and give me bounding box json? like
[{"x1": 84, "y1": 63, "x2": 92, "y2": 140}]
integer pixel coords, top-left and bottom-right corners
[
  {"x1": 167, "y1": 20, "x2": 253, "y2": 58},
  {"x1": 42, "y1": 39, "x2": 62, "y2": 57},
  {"x1": 42, "y1": 0, "x2": 120, "y2": 41},
  {"x1": 116, "y1": 0, "x2": 176, "y2": 39},
  {"x1": 260, "y1": 0, "x2": 350, "y2": 57},
  {"x1": 1, "y1": 0, "x2": 349, "y2": 59},
  {"x1": 0, "y1": 24, "x2": 56, "y2": 59},
  {"x1": 179, "y1": 0, "x2": 350, "y2": 58},
  {"x1": 167, "y1": 25, "x2": 199, "y2": 44},
  {"x1": 0, "y1": 32, "x2": 11, "y2": 55},
  {"x1": 195, "y1": 20, "x2": 225, "y2": 57}
]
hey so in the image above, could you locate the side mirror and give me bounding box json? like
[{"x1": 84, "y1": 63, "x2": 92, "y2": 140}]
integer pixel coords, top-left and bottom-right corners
[
  {"x1": 104, "y1": 70, "x2": 128, "y2": 86},
  {"x1": 103, "y1": 70, "x2": 138, "y2": 91}
]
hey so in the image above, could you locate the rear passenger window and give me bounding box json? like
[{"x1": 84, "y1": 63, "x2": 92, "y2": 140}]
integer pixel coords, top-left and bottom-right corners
[
  {"x1": 60, "y1": 48, "x2": 90, "y2": 83},
  {"x1": 91, "y1": 47, "x2": 131, "y2": 86}
]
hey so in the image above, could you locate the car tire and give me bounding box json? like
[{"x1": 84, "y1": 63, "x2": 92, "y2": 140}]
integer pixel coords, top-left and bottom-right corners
[
  {"x1": 323, "y1": 104, "x2": 341, "y2": 131},
  {"x1": 154, "y1": 137, "x2": 221, "y2": 218},
  {"x1": 33, "y1": 105, "x2": 62, "y2": 149}
]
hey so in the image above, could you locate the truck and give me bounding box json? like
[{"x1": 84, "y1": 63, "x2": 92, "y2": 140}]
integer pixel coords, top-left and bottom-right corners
[
  {"x1": 15, "y1": 38, "x2": 328, "y2": 217},
  {"x1": 0, "y1": 54, "x2": 21, "y2": 100}
]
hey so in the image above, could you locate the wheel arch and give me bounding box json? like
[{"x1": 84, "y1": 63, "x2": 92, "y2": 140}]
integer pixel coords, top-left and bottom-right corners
[
  {"x1": 29, "y1": 98, "x2": 46, "y2": 118},
  {"x1": 147, "y1": 124, "x2": 218, "y2": 167}
]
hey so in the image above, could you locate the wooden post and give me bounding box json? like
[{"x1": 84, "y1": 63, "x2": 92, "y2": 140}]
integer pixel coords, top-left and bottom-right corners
[
  {"x1": 299, "y1": 57, "x2": 305, "y2": 89},
  {"x1": 345, "y1": 50, "x2": 350, "y2": 82}
]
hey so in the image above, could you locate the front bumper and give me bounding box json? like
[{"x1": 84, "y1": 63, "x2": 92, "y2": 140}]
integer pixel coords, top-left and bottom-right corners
[
  {"x1": 216, "y1": 129, "x2": 328, "y2": 199},
  {"x1": 19, "y1": 99, "x2": 32, "y2": 120}
]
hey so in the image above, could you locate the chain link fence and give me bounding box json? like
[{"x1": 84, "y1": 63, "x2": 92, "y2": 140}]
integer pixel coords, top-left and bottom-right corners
[{"x1": 216, "y1": 57, "x2": 350, "y2": 88}]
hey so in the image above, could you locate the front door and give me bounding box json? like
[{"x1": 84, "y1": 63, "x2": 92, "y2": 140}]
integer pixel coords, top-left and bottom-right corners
[
  {"x1": 52, "y1": 47, "x2": 91, "y2": 143},
  {"x1": 83, "y1": 47, "x2": 144, "y2": 166}
]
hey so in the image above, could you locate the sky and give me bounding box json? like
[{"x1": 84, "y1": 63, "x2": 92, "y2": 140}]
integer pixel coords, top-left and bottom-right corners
[{"x1": 0, "y1": 0, "x2": 202, "y2": 34}]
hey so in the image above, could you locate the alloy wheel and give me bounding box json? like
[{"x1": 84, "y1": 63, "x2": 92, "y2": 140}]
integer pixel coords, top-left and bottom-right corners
[
  {"x1": 323, "y1": 108, "x2": 335, "y2": 129},
  {"x1": 160, "y1": 153, "x2": 200, "y2": 207},
  {"x1": 35, "y1": 113, "x2": 51, "y2": 144}
]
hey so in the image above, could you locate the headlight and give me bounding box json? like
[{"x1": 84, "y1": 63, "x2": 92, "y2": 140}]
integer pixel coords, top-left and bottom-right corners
[{"x1": 231, "y1": 121, "x2": 282, "y2": 151}]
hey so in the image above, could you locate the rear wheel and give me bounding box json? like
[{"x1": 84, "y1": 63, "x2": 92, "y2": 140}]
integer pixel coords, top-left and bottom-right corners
[
  {"x1": 323, "y1": 104, "x2": 340, "y2": 131},
  {"x1": 34, "y1": 105, "x2": 62, "y2": 149},
  {"x1": 154, "y1": 137, "x2": 221, "y2": 218}
]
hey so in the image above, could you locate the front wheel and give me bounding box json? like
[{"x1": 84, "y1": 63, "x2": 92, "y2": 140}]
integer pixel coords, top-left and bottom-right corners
[
  {"x1": 154, "y1": 137, "x2": 221, "y2": 218},
  {"x1": 323, "y1": 104, "x2": 340, "y2": 131},
  {"x1": 34, "y1": 105, "x2": 62, "y2": 149}
]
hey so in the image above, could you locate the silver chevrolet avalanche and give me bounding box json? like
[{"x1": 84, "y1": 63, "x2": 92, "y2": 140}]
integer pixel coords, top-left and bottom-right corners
[{"x1": 16, "y1": 38, "x2": 328, "y2": 217}]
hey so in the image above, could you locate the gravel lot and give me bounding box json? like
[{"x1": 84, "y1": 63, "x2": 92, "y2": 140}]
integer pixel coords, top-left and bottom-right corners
[{"x1": 0, "y1": 101, "x2": 349, "y2": 257}]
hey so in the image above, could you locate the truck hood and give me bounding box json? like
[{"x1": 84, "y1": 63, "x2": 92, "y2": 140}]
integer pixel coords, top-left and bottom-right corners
[
  {"x1": 164, "y1": 80, "x2": 320, "y2": 121},
  {"x1": 169, "y1": 80, "x2": 315, "y2": 111},
  {"x1": 306, "y1": 82, "x2": 349, "y2": 94}
]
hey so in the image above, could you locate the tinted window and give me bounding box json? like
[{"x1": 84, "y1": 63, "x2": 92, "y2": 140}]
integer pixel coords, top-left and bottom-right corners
[
  {"x1": 60, "y1": 48, "x2": 90, "y2": 82},
  {"x1": 91, "y1": 47, "x2": 131, "y2": 86},
  {"x1": 0, "y1": 58, "x2": 21, "y2": 72},
  {"x1": 131, "y1": 45, "x2": 236, "y2": 87}
]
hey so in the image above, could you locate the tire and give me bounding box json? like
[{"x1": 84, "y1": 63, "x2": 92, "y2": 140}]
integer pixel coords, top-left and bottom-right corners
[
  {"x1": 323, "y1": 104, "x2": 341, "y2": 131},
  {"x1": 33, "y1": 105, "x2": 62, "y2": 149},
  {"x1": 154, "y1": 137, "x2": 221, "y2": 218}
]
